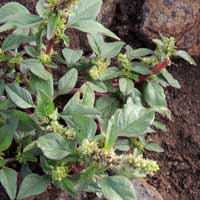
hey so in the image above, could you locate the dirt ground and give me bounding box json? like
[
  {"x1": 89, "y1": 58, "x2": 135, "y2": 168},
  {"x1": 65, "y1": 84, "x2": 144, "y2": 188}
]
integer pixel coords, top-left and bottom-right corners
[{"x1": 0, "y1": 1, "x2": 200, "y2": 200}]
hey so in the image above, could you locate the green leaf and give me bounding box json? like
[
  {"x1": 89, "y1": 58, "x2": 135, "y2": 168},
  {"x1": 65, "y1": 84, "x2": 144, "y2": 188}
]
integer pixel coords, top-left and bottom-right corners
[
  {"x1": 175, "y1": 50, "x2": 196, "y2": 65},
  {"x1": 99, "y1": 67, "x2": 122, "y2": 81},
  {"x1": 71, "y1": 20, "x2": 120, "y2": 40},
  {"x1": 80, "y1": 83, "x2": 95, "y2": 107},
  {"x1": 117, "y1": 98, "x2": 155, "y2": 137},
  {"x1": 101, "y1": 176, "x2": 136, "y2": 200},
  {"x1": 145, "y1": 143, "x2": 164, "y2": 153},
  {"x1": 87, "y1": 81, "x2": 108, "y2": 93},
  {"x1": 87, "y1": 34, "x2": 124, "y2": 58},
  {"x1": 0, "y1": 118, "x2": 18, "y2": 152},
  {"x1": 37, "y1": 133, "x2": 72, "y2": 160},
  {"x1": 5, "y1": 83, "x2": 34, "y2": 109},
  {"x1": 72, "y1": 115, "x2": 96, "y2": 143},
  {"x1": 0, "y1": 3, "x2": 29, "y2": 21},
  {"x1": 105, "y1": 110, "x2": 121, "y2": 149},
  {"x1": 144, "y1": 81, "x2": 167, "y2": 107},
  {"x1": 25, "y1": 46, "x2": 38, "y2": 58},
  {"x1": 36, "y1": 91, "x2": 54, "y2": 117},
  {"x1": 30, "y1": 74, "x2": 54, "y2": 98},
  {"x1": 126, "y1": 46, "x2": 153, "y2": 60},
  {"x1": 17, "y1": 174, "x2": 51, "y2": 200},
  {"x1": 1, "y1": 110, "x2": 36, "y2": 132},
  {"x1": 115, "y1": 139, "x2": 130, "y2": 152},
  {"x1": 95, "y1": 96, "x2": 120, "y2": 118},
  {"x1": 58, "y1": 68, "x2": 78, "y2": 95},
  {"x1": 36, "y1": 0, "x2": 46, "y2": 17},
  {"x1": 0, "y1": 167, "x2": 17, "y2": 200},
  {"x1": 131, "y1": 62, "x2": 152, "y2": 75},
  {"x1": 47, "y1": 14, "x2": 59, "y2": 40},
  {"x1": 2, "y1": 34, "x2": 34, "y2": 51},
  {"x1": 161, "y1": 69, "x2": 181, "y2": 89},
  {"x1": 69, "y1": 0, "x2": 102, "y2": 23},
  {"x1": 153, "y1": 121, "x2": 167, "y2": 131},
  {"x1": 62, "y1": 48, "x2": 83, "y2": 66},
  {"x1": 119, "y1": 78, "x2": 134, "y2": 96},
  {"x1": 21, "y1": 59, "x2": 51, "y2": 80}
]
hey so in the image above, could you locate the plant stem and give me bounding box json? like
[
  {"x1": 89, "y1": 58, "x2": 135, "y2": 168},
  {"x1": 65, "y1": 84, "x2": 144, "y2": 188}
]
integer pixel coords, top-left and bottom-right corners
[
  {"x1": 5, "y1": 157, "x2": 16, "y2": 163},
  {"x1": 139, "y1": 60, "x2": 170, "y2": 82}
]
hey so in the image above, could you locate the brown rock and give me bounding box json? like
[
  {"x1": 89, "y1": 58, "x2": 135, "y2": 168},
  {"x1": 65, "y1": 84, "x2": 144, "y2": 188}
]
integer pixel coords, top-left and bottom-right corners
[
  {"x1": 133, "y1": 179, "x2": 163, "y2": 200},
  {"x1": 139, "y1": 0, "x2": 200, "y2": 55}
]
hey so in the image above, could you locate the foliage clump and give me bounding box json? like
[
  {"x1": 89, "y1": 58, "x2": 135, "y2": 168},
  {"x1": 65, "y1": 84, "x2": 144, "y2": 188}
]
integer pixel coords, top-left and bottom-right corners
[{"x1": 0, "y1": 0, "x2": 196, "y2": 200}]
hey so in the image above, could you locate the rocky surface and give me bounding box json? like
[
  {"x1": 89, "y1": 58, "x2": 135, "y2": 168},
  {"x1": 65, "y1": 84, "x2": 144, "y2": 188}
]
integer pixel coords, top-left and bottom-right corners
[{"x1": 139, "y1": 0, "x2": 200, "y2": 55}]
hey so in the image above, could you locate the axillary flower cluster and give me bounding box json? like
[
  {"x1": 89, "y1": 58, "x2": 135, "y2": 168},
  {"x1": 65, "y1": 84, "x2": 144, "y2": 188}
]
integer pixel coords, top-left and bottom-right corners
[
  {"x1": 78, "y1": 139, "x2": 159, "y2": 175},
  {"x1": 89, "y1": 58, "x2": 109, "y2": 80}
]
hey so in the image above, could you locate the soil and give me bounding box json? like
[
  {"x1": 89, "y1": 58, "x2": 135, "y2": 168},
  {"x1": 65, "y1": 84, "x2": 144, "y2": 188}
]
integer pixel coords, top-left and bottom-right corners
[{"x1": 0, "y1": 0, "x2": 200, "y2": 200}]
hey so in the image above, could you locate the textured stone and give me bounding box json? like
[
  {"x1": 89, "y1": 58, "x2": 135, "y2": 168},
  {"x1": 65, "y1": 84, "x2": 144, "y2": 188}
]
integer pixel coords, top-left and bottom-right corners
[
  {"x1": 133, "y1": 179, "x2": 163, "y2": 200},
  {"x1": 139, "y1": 0, "x2": 200, "y2": 55}
]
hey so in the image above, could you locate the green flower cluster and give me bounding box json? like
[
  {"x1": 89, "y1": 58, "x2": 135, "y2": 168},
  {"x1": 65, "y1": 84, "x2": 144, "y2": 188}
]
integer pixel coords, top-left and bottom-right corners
[
  {"x1": 51, "y1": 165, "x2": 68, "y2": 182},
  {"x1": 125, "y1": 155, "x2": 159, "y2": 174},
  {"x1": 78, "y1": 139, "x2": 99, "y2": 156},
  {"x1": 118, "y1": 53, "x2": 131, "y2": 70},
  {"x1": 89, "y1": 58, "x2": 109, "y2": 80},
  {"x1": 49, "y1": 120, "x2": 76, "y2": 139},
  {"x1": 9, "y1": 55, "x2": 23, "y2": 65},
  {"x1": 39, "y1": 52, "x2": 51, "y2": 64}
]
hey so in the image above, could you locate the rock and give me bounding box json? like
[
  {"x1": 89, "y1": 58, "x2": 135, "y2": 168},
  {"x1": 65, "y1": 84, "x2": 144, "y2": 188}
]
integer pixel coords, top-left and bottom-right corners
[
  {"x1": 139, "y1": 0, "x2": 200, "y2": 55},
  {"x1": 133, "y1": 179, "x2": 163, "y2": 200}
]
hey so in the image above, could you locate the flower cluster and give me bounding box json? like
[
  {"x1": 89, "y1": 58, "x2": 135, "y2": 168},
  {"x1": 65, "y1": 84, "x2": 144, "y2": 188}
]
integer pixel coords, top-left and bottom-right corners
[
  {"x1": 9, "y1": 55, "x2": 23, "y2": 65},
  {"x1": 124, "y1": 155, "x2": 159, "y2": 175},
  {"x1": 89, "y1": 58, "x2": 109, "y2": 80},
  {"x1": 39, "y1": 52, "x2": 51, "y2": 64},
  {"x1": 118, "y1": 53, "x2": 131, "y2": 70},
  {"x1": 78, "y1": 139, "x2": 99, "y2": 156},
  {"x1": 51, "y1": 165, "x2": 68, "y2": 182}
]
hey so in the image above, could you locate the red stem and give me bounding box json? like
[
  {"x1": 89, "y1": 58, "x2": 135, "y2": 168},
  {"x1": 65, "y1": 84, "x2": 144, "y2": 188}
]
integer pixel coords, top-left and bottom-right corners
[{"x1": 139, "y1": 60, "x2": 170, "y2": 82}]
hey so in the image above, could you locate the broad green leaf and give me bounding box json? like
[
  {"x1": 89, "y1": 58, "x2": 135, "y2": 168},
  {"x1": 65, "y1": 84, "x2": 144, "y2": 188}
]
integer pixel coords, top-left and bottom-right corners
[
  {"x1": 47, "y1": 13, "x2": 59, "y2": 40},
  {"x1": 105, "y1": 110, "x2": 121, "y2": 149},
  {"x1": 176, "y1": 50, "x2": 196, "y2": 65},
  {"x1": 0, "y1": 118, "x2": 18, "y2": 152},
  {"x1": 59, "y1": 178, "x2": 77, "y2": 197},
  {"x1": 5, "y1": 83, "x2": 34, "y2": 109},
  {"x1": 131, "y1": 62, "x2": 152, "y2": 75},
  {"x1": 0, "y1": 3, "x2": 29, "y2": 21},
  {"x1": 25, "y1": 46, "x2": 38, "y2": 58},
  {"x1": 99, "y1": 67, "x2": 122, "y2": 81},
  {"x1": 72, "y1": 115, "x2": 97, "y2": 143},
  {"x1": 117, "y1": 98, "x2": 155, "y2": 137},
  {"x1": 101, "y1": 41, "x2": 125, "y2": 59},
  {"x1": 17, "y1": 174, "x2": 51, "y2": 200},
  {"x1": 115, "y1": 139, "x2": 130, "y2": 152},
  {"x1": 71, "y1": 20, "x2": 120, "y2": 40},
  {"x1": 101, "y1": 176, "x2": 136, "y2": 200},
  {"x1": 69, "y1": 0, "x2": 102, "y2": 23},
  {"x1": 62, "y1": 48, "x2": 83, "y2": 66},
  {"x1": 36, "y1": 0, "x2": 46, "y2": 17},
  {"x1": 80, "y1": 83, "x2": 95, "y2": 107},
  {"x1": 145, "y1": 143, "x2": 164, "y2": 153},
  {"x1": 161, "y1": 69, "x2": 181, "y2": 89},
  {"x1": 126, "y1": 46, "x2": 153, "y2": 60},
  {"x1": 144, "y1": 81, "x2": 167, "y2": 107},
  {"x1": 153, "y1": 121, "x2": 167, "y2": 131},
  {"x1": 1, "y1": 110, "x2": 36, "y2": 132},
  {"x1": 2, "y1": 34, "x2": 34, "y2": 51},
  {"x1": 0, "y1": 14, "x2": 43, "y2": 28},
  {"x1": 87, "y1": 81, "x2": 108, "y2": 93},
  {"x1": 30, "y1": 74, "x2": 54, "y2": 98},
  {"x1": 119, "y1": 78, "x2": 134, "y2": 96},
  {"x1": 58, "y1": 68, "x2": 78, "y2": 95},
  {"x1": 21, "y1": 59, "x2": 51, "y2": 80},
  {"x1": 0, "y1": 167, "x2": 17, "y2": 200},
  {"x1": 37, "y1": 133, "x2": 72, "y2": 160},
  {"x1": 87, "y1": 34, "x2": 124, "y2": 58},
  {"x1": 95, "y1": 96, "x2": 119, "y2": 118},
  {"x1": 36, "y1": 91, "x2": 54, "y2": 117},
  {"x1": 0, "y1": 23, "x2": 15, "y2": 33}
]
